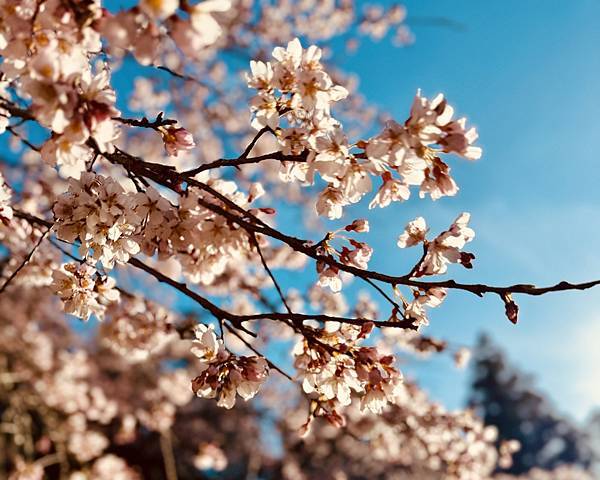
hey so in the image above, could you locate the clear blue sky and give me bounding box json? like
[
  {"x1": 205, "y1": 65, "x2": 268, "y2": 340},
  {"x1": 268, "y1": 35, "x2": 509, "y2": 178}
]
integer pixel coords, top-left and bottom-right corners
[{"x1": 332, "y1": 0, "x2": 600, "y2": 420}]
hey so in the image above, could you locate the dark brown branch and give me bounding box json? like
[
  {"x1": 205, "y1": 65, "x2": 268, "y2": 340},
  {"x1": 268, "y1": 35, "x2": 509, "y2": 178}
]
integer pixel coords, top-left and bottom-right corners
[
  {"x1": 224, "y1": 323, "x2": 293, "y2": 381},
  {"x1": 0, "y1": 227, "x2": 49, "y2": 294},
  {"x1": 6, "y1": 98, "x2": 600, "y2": 323},
  {"x1": 126, "y1": 257, "x2": 256, "y2": 338},
  {"x1": 13, "y1": 210, "x2": 53, "y2": 228},
  {"x1": 98, "y1": 147, "x2": 600, "y2": 304},
  {"x1": 127, "y1": 257, "x2": 410, "y2": 330},
  {"x1": 250, "y1": 233, "x2": 293, "y2": 315},
  {"x1": 14, "y1": 210, "x2": 408, "y2": 334},
  {"x1": 0, "y1": 100, "x2": 36, "y2": 121},
  {"x1": 183, "y1": 150, "x2": 308, "y2": 175},
  {"x1": 174, "y1": 184, "x2": 600, "y2": 299},
  {"x1": 113, "y1": 113, "x2": 177, "y2": 130},
  {"x1": 239, "y1": 126, "x2": 273, "y2": 160},
  {"x1": 183, "y1": 126, "x2": 302, "y2": 176},
  {"x1": 6, "y1": 126, "x2": 40, "y2": 151}
]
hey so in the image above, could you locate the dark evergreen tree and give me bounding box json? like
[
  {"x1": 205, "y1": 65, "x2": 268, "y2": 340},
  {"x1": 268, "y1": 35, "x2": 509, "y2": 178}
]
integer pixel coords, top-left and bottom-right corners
[{"x1": 469, "y1": 334, "x2": 594, "y2": 474}]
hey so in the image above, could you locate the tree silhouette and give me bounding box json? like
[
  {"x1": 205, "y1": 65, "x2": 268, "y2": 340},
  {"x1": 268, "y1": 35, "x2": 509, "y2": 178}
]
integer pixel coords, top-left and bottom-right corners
[{"x1": 469, "y1": 335, "x2": 594, "y2": 474}]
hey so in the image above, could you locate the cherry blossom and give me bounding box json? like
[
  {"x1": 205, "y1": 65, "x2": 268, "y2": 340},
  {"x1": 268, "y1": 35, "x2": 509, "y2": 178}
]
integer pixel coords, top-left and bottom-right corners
[
  {"x1": 194, "y1": 443, "x2": 228, "y2": 471},
  {"x1": 191, "y1": 324, "x2": 269, "y2": 409},
  {"x1": 294, "y1": 322, "x2": 403, "y2": 418},
  {"x1": 397, "y1": 216, "x2": 428, "y2": 248},
  {"x1": 50, "y1": 262, "x2": 119, "y2": 321},
  {"x1": 418, "y1": 212, "x2": 476, "y2": 276},
  {"x1": 101, "y1": 295, "x2": 177, "y2": 361},
  {"x1": 189, "y1": 0, "x2": 232, "y2": 47},
  {"x1": 53, "y1": 173, "x2": 142, "y2": 268},
  {"x1": 454, "y1": 347, "x2": 472, "y2": 369},
  {"x1": 404, "y1": 287, "x2": 447, "y2": 327},
  {"x1": 160, "y1": 125, "x2": 196, "y2": 157}
]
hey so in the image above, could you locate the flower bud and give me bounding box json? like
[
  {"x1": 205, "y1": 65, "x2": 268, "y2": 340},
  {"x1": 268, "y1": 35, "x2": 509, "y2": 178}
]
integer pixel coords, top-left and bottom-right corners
[{"x1": 161, "y1": 126, "x2": 195, "y2": 157}]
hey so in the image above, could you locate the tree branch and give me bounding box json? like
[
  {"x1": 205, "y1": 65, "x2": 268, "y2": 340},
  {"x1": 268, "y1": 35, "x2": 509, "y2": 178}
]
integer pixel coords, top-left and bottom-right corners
[
  {"x1": 182, "y1": 126, "x2": 308, "y2": 176},
  {"x1": 0, "y1": 227, "x2": 49, "y2": 295},
  {"x1": 95, "y1": 144, "x2": 600, "y2": 323},
  {"x1": 113, "y1": 113, "x2": 177, "y2": 130},
  {"x1": 7, "y1": 98, "x2": 600, "y2": 324},
  {"x1": 182, "y1": 150, "x2": 308, "y2": 175}
]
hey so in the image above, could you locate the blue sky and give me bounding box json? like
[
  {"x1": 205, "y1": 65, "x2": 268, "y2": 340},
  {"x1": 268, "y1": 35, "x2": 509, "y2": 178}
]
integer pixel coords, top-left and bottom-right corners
[{"x1": 331, "y1": 0, "x2": 600, "y2": 420}]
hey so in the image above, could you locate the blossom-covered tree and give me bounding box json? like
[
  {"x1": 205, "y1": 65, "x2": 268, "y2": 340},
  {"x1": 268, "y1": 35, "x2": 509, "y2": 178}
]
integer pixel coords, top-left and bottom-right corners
[{"x1": 0, "y1": 1, "x2": 597, "y2": 478}]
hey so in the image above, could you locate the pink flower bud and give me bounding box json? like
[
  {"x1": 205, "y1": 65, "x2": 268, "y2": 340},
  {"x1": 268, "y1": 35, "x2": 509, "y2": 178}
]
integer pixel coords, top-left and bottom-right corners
[
  {"x1": 162, "y1": 126, "x2": 195, "y2": 157},
  {"x1": 344, "y1": 219, "x2": 369, "y2": 232}
]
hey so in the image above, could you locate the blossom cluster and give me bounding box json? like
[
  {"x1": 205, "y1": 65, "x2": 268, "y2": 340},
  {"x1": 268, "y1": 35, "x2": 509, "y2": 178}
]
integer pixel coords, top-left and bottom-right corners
[
  {"x1": 52, "y1": 172, "x2": 262, "y2": 285},
  {"x1": 247, "y1": 37, "x2": 348, "y2": 130},
  {"x1": 101, "y1": 295, "x2": 177, "y2": 361},
  {"x1": 0, "y1": 230, "x2": 58, "y2": 297},
  {"x1": 359, "y1": 4, "x2": 413, "y2": 45},
  {"x1": 294, "y1": 321, "x2": 403, "y2": 425},
  {"x1": 191, "y1": 324, "x2": 269, "y2": 409},
  {"x1": 0, "y1": 286, "x2": 198, "y2": 478},
  {"x1": 246, "y1": 39, "x2": 482, "y2": 220},
  {"x1": 0, "y1": 0, "x2": 122, "y2": 177},
  {"x1": 50, "y1": 262, "x2": 119, "y2": 321},
  {"x1": 281, "y1": 379, "x2": 517, "y2": 480},
  {"x1": 98, "y1": 0, "x2": 232, "y2": 63},
  {"x1": 398, "y1": 212, "x2": 476, "y2": 276},
  {"x1": 0, "y1": 0, "x2": 222, "y2": 181},
  {"x1": 315, "y1": 219, "x2": 373, "y2": 292},
  {"x1": 53, "y1": 173, "x2": 143, "y2": 268},
  {"x1": 36, "y1": 349, "x2": 119, "y2": 425},
  {"x1": 174, "y1": 182, "x2": 258, "y2": 285}
]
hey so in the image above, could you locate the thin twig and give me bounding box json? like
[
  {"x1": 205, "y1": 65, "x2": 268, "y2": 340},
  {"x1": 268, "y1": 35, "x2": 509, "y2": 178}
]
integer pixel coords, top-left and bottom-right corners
[
  {"x1": 250, "y1": 232, "x2": 293, "y2": 315},
  {"x1": 239, "y1": 126, "x2": 273, "y2": 160},
  {"x1": 0, "y1": 227, "x2": 49, "y2": 294},
  {"x1": 183, "y1": 126, "x2": 288, "y2": 176},
  {"x1": 127, "y1": 257, "x2": 257, "y2": 337},
  {"x1": 362, "y1": 277, "x2": 403, "y2": 311},
  {"x1": 183, "y1": 150, "x2": 308, "y2": 175},
  {"x1": 224, "y1": 323, "x2": 293, "y2": 381},
  {"x1": 152, "y1": 64, "x2": 213, "y2": 90},
  {"x1": 6, "y1": 126, "x2": 40, "y2": 151},
  {"x1": 114, "y1": 113, "x2": 177, "y2": 130},
  {"x1": 48, "y1": 238, "x2": 82, "y2": 263}
]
